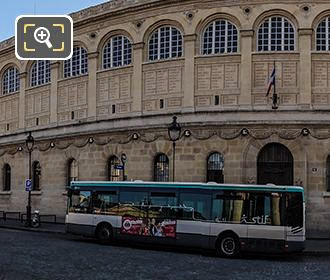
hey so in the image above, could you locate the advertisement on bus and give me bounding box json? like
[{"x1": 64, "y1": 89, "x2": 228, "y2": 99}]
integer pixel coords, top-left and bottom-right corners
[{"x1": 121, "y1": 216, "x2": 176, "y2": 238}]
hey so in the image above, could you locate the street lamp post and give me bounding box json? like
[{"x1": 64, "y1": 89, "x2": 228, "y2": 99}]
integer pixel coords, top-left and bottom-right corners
[
  {"x1": 168, "y1": 116, "x2": 181, "y2": 182},
  {"x1": 25, "y1": 132, "x2": 35, "y2": 227}
]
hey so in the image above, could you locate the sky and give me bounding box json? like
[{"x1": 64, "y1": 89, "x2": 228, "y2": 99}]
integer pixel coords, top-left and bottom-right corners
[{"x1": 0, "y1": 0, "x2": 108, "y2": 41}]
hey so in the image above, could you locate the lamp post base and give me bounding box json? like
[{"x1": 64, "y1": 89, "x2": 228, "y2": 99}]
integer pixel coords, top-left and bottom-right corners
[{"x1": 26, "y1": 205, "x2": 32, "y2": 227}]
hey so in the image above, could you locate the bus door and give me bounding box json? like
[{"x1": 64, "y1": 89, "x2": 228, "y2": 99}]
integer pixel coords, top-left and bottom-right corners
[
  {"x1": 285, "y1": 192, "x2": 305, "y2": 244},
  {"x1": 211, "y1": 192, "x2": 248, "y2": 249},
  {"x1": 92, "y1": 191, "x2": 121, "y2": 234},
  {"x1": 176, "y1": 193, "x2": 212, "y2": 249},
  {"x1": 247, "y1": 192, "x2": 285, "y2": 252},
  {"x1": 67, "y1": 190, "x2": 95, "y2": 236}
]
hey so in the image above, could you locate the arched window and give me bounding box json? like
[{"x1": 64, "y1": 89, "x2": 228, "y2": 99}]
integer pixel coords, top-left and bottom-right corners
[
  {"x1": 30, "y1": 60, "x2": 50, "y2": 87},
  {"x1": 326, "y1": 156, "x2": 330, "y2": 191},
  {"x1": 207, "y1": 152, "x2": 224, "y2": 183},
  {"x1": 32, "y1": 161, "x2": 41, "y2": 190},
  {"x1": 103, "y1": 35, "x2": 132, "y2": 69},
  {"x1": 3, "y1": 67, "x2": 20, "y2": 95},
  {"x1": 108, "y1": 156, "x2": 121, "y2": 181},
  {"x1": 316, "y1": 17, "x2": 330, "y2": 51},
  {"x1": 148, "y1": 26, "x2": 183, "y2": 61},
  {"x1": 257, "y1": 16, "x2": 295, "y2": 52},
  {"x1": 154, "y1": 153, "x2": 169, "y2": 182},
  {"x1": 202, "y1": 19, "x2": 238, "y2": 55},
  {"x1": 64, "y1": 46, "x2": 88, "y2": 78},
  {"x1": 3, "y1": 164, "x2": 11, "y2": 191},
  {"x1": 67, "y1": 158, "x2": 78, "y2": 186}
]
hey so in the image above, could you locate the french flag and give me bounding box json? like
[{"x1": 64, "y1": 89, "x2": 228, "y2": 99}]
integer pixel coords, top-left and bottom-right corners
[{"x1": 266, "y1": 68, "x2": 275, "y2": 97}]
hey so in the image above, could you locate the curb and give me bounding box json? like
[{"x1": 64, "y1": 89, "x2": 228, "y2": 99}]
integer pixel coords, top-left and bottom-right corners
[{"x1": 0, "y1": 225, "x2": 66, "y2": 235}]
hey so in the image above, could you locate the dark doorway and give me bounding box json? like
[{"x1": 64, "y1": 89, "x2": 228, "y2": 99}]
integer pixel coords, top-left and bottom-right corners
[{"x1": 257, "y1": 143, "x2": 293, "y2": 186}]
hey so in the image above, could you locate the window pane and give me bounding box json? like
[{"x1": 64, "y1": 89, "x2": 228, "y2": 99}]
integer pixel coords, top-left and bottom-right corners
[
  {"x1": 103, "y1": 36, "x2": 132, "y2": 69},
  {"x1": 258, "y1": 16, "x2": 295, "y2": 52},
  {"x1": 120, "y1": 191, "x2": 148, "y2": 205},
  {"x1": 154, "y1": 154, "x2": 169, "y2": 182},
  {"x1": 202, "y1": 20, "x2": 238, "y2": 55},
  {"x1": 69, "y1": 191, "x2": 92, "y2": 213},
  {"x1": 286, "y1": 192, "x2": 303, "y2": 228},
  {"x1": 93, "y1": 192, "x2": 118, "y2": 215},
  {"x1": 148, "y1": 26, "x2": 183, "y2": 61},
  {"x1": 179, "y1": 193, "x2": 211, "y2": 220}
]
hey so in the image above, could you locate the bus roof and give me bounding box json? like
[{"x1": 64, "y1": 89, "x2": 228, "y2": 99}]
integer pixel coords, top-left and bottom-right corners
[{"x1": 69, "y1": 181, "x2": 304, "y2": 193}]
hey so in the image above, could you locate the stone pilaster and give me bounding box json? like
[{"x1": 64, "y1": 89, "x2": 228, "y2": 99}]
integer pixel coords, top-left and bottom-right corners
[
  {"x1": 132, "y1": 42, "x2": 144, "y2": 114},
  {"x1": 18, "y1": 72, "x2": 27, "y2": 129},
  {"x1": 183, "y1": 34, "x2": 196, "y2": 113},
  {"x1": 239, "y1": 30, "x2": 254, "y2": 107},
  {"x1": 50, "y1": 62, "x2": 59, "y2": 124},
  {"x1": 299, "y1": 28, "x2": 313, "y2": 108},
  {"x1": 87, "y1": 51, "x2": 98, "y2": 121}
]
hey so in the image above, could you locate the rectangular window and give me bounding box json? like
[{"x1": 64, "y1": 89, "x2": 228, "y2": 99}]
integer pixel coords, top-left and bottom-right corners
[
  {"x1": 149, "y1": 192, "x2": 178, "y2": 219},
  {"x1": 71, "y1": 111, "x2": 75, "y2": 120},
  {"x1": 112, "y1": 104, "x2": 116, "y2": 114},
  {"x1": 215, "y1": 95, "x2": 220, "y2": 105},
  {"x1": 179, "y1": 193, "x2": 211, "y2": 220},
  {"x1": 285, "y1": 192, "x2": 303, "y2": 228},
  {"x1": 92, "y1": 191, "x2": 118, "y2": 215},
  {"x1": 69, "y1": 190, "x2": 92, "y2": 213},
  {"x1": 120, "y1": 191, "x2": 148, "y2": 206},
  {"x1": 160, "y1": 99, "x2": 164, "y2": 109}
]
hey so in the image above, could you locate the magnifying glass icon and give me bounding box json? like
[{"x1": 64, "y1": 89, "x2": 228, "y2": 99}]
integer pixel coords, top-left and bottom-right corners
[{"x1": 34, "y1": 27, "x2": 53, "y2": 49}]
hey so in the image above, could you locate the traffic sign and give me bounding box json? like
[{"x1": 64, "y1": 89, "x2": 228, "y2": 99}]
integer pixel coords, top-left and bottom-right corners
[
  {"x1": 114, "y1": 165, "x2": 124, "y2": 170},
  {"x1": 25, "y1": 179, "x2": 32, "y2": 191}
]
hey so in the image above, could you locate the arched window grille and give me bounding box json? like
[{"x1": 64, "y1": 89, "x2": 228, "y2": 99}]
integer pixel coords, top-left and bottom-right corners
[
  {"x1": 257, "y1": 16, "x2": 295, "y2": 51},
  {"x1": 64, "y1": 46, "x2": 88, "y2": 78},
  {"x1": 30, "y1": 60, "x2": 50, "y2": 87},
  {"x1": 3, "y1": 164, "x2": 11, "y2": 191},
  {"x1": 108, "y1": 156, "x2": 121, "y2": 181},
  {"x1": 148, "y1": 26, "x2": 183, "y2": 61},
  {"x1": 32, "y1": 161, "x2": 41, "y2": 190},
  {"x1": 327, "y1": 156, "x2": 330, "y2": 191},
  {"x1": 154, "y1": 153, "x2": 169, "y2": 182},
  {"x1": 67, "y1": 158, "x2": 78, "y2": 186},
  {"x1": 103, "y1": 35, "x2": 132, "y2": 69},
  {"x1": 202, "y1": 19, "x2": 238, "y2": 55},
  {"x1": 3, "y1": 67, "x2": 20, "y2": 95},
  {"x1": 207, "y1": 152, "x2": 224, "y2": 183},
  {"x1": 316, "y1": 17, "x2": 330, "y2": 51}
]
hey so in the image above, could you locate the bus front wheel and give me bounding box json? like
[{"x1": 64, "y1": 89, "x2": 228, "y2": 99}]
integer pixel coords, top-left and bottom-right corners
[
  {"x1": 96, "y1": 223, "x2": 113, "y2": 243},
  {"x1": 216, "y1": 234, "x2": 240, "y2": 258}
]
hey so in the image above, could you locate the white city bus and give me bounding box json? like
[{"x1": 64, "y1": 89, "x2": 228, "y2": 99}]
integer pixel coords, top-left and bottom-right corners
[{"x1": 66, "y1": 181, "x2": 305, "y2": 257}]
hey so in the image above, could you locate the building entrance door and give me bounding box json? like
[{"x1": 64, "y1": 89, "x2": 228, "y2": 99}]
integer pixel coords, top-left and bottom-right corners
[{"x1": 257, "y1": 143, "x2": 293, "y2": 185}]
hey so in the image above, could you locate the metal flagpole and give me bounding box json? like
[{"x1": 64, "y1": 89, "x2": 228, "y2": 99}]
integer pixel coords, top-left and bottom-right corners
[{"x1": 272, "y1": 61, "x2": 278, "y2": 109}]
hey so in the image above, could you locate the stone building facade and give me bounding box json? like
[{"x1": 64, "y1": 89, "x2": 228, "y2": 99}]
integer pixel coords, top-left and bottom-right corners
[{"x1": 0, "y1": 0, "x2": 329, "y2": 236}]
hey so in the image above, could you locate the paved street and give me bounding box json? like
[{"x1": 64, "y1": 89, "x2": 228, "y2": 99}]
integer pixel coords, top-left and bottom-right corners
[{"x1": 0, "y1": 228, "x2": 329, "y2": 280}]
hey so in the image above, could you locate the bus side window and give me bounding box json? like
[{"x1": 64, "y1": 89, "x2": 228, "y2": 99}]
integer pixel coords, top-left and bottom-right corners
[
  {"x1": 93, "y1": 191, "x2": 118, "y2": 215},
  {"x1": 119, "y1": 191, "x2": 148, "y2": 206},
  {"x1": 149, "y1": 192, "x2": 178, "y2": 219},
  {"x1": 212, "y1": 192, "x2": 247, "y2": 223},
  {"x1": 285, "y1": 192, "x2": 303, "y2": 228},
  {"x1": 70, "y1": 191, "x2": 92, "y2": 214},
  {"x1": 179, "y1": 193, "x2": 211, "y2": 220}
]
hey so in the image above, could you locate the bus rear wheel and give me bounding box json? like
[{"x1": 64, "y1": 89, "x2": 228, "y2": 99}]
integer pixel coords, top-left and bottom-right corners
[
  {"x1": 96, "y1": 223, "x2": 113, "y2": 243},
  {"x1": 216, "y1": 235, "x2": 240, "y2": 258}
]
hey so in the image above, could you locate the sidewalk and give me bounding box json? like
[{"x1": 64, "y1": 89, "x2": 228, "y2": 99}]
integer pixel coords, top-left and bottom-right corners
[
  {"x1": 0, "y1": 218, "x2": 65, "y2": 234},
  {"x1": 0, "y1": 219, "x2": 329, "y2": 255}
]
